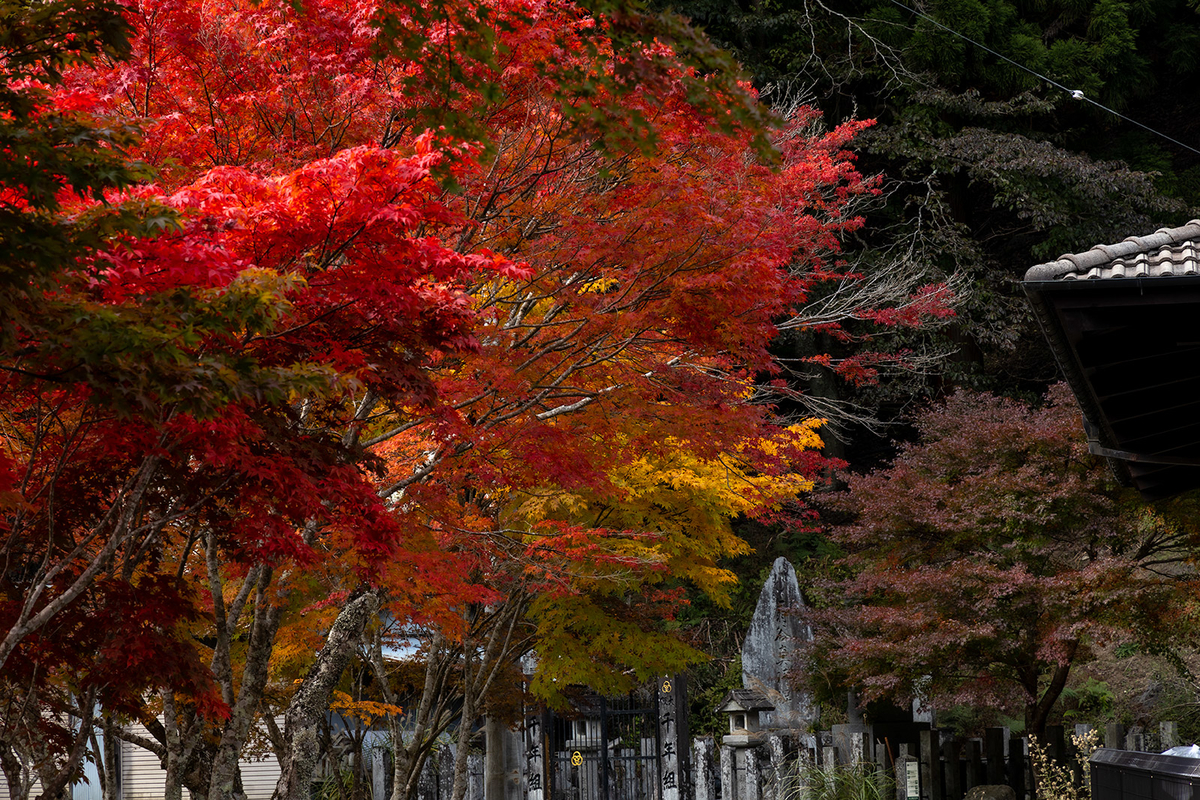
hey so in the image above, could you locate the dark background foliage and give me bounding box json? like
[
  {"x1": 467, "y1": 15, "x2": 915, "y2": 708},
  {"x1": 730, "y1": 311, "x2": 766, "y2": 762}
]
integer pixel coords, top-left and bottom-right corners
[{"x1": 660, "y1": 0, "x2": 1200, "y2": 731}]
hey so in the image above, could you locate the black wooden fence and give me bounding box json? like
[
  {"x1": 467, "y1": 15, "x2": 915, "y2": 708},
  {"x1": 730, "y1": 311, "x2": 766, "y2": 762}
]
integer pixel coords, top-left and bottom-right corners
[{"x1": 545, "y1": 691, "x2": 662, "y2": 800}]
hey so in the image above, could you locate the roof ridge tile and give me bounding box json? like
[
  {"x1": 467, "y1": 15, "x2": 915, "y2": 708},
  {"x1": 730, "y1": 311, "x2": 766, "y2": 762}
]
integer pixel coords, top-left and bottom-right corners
[{"x1": 1026, "y1": 221, "x2": 1200, "y2": 282}]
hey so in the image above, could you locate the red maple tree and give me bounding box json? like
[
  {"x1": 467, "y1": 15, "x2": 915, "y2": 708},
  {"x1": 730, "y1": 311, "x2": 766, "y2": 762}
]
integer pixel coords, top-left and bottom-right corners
[
  {"x1": 809, "y1": 386, "x2": 1199, "y2": 736},
  {"x1": 0, "y1": 0, "x2": 956, "y2": 797}
]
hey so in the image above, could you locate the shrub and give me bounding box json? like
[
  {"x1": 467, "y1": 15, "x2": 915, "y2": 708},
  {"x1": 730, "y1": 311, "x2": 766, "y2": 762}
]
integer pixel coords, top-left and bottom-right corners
[
  {"x1": 1029, "y1": 729, "x2": 1101, "y2": 800},
  {"x1": 787, "y1": 760, "x2": 895, "y2": 800}
]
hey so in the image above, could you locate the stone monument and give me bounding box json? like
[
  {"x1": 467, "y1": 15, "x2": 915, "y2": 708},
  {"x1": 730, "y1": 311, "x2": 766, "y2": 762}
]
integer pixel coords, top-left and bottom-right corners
[
  {"x1": 721, "y1": 558, "x2": 817, "y2": 800},
  {"x1": 740, "y1": 556, "x2": 816, "y2": 731}
]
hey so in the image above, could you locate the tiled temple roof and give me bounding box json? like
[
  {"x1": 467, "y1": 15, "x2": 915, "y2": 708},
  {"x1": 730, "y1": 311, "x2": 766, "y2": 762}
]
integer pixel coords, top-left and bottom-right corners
[
  {"x1": 1026, "y1": 220, "x2": 1200, "y2": 282},
  {"x1": 1023, "y1": 221, "x2": 1200, "y2": 499}
]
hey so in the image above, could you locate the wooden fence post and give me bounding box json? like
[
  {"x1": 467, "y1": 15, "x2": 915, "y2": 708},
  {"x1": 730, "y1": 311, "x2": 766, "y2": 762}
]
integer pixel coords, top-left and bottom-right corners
[
  {"x1": 966, "y1": 739, "x2": 982, "y2": 792},
  {"x1": 877, "y1": 742, "x2": 891, "y2": 776},
  {"x1": 1007, "y1": 736, "x2": 1025, "y2": 800},
  {"x1": 920, "y1": 729, "x2": 943, "y2": 800},
  {"x1": 943, "y1": 738, "x2": 961, "y2": 800},
  {"x1": 1045, "y1": 726, "x2": 1065, "y2": 765},
  {"x1": 985, "y1": 728, "x2": 1006, "y2": 785}
]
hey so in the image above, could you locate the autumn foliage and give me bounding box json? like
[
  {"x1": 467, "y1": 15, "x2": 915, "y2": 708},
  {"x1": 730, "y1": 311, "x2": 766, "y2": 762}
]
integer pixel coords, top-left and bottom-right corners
[
  {"x1": 809, "y1": 385, "x2": 1200, "y2": 736},
  {"x1": 0, "y1": 0, "x2": 955, "y2": 796}
]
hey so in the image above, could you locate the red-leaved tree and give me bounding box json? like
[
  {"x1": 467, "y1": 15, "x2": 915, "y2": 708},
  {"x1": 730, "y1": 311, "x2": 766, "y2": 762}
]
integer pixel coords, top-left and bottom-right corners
[
  {"x1": 0, "y1": 0, "x2": 957, "y2": 798},
  {"x1": 808, "y1": 385, "x2": 1200, "y2": 736},
  {"x1": 3, "y1": 2, "x2": 518, "y2": 796}
]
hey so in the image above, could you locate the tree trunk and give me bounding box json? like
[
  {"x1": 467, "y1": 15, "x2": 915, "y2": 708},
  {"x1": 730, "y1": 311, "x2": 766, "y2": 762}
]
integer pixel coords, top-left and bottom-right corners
[
  {"x1": 36, "y1": 690, "x2": 97, "y2": 800},
  {"x1": 449, "y1": 654, "x2": 477, "y2": 800},
  {"x1": 164, "y1": 690, "x2": 187, "y2": 800},
  {"x1": 1025, "y1": 648, "x2": 1076, "y2": 737},
  {"x1": 484, "y1": 718, "x2": 509, "y2": 800},
  {"x1": 449, "y1": 602, "x2": 524, "y2": 800},
  {"x1": 209, "y1": 569, "x2": 283, "y2": 800},
  {"x1": 275, "y1": 587, "x2": 380, "y2": 800},
  {"x1": 393, "y1": 635, "x2": 462, "y2": 800},
  {"x1": 0, "y1": 743, "x2": 29, "y2": 800},
  {"x1": 369, "y1": 631, "x2": 446, "y2": 800},
  {"x1": 101, "y1": 716, "x2": 121, "y2": 800}
]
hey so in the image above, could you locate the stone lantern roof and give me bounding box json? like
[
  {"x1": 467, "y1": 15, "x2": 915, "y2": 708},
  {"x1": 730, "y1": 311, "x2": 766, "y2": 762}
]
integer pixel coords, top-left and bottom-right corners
[
  {"x1": 716, "y1": 689, "x2": 774, "y2": 715},
  {"x1": 717, "y1": 689, "x2": 775, "y2": 746}
]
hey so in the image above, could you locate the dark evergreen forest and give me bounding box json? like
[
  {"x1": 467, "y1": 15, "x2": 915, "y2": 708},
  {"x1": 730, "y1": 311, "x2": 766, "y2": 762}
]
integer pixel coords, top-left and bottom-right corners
[
  {"x1": 662, "y1": 0, "x2": 1200, "y2": 412},
  {"x1": 659, "y1": 0, "x2": 1200, "y2": 735}
]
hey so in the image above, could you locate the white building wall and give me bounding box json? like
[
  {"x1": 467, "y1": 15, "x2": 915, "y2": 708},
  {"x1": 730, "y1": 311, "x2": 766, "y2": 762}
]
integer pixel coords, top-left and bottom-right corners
[
  {"x1": 120, "y1": 720, "x2": 284, "y2": 800},
  {"x1": 0, "y1": 771, "x2": 38, "y2": 800},
  {"x1": 0, "y1": 720, "x2": 283, "y2": 800},
  {"x1": 238, "y1": 755, "x2": 282, "y2": 800},
  {"x1": 119, "y1": 722, "x2": 165, "y2": 800}
]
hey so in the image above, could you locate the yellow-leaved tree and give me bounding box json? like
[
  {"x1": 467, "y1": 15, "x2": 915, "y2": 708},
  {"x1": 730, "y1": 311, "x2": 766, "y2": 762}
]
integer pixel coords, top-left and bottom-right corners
[{"x1": 364, "y1": 418, "x2": 827, "y2": 799}]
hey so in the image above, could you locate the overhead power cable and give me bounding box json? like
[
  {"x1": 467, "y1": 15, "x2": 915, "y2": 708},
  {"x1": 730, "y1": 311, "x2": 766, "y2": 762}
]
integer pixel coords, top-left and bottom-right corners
[{"x1": 884, "y1": 0, "x2": 1200, "y2": 158}]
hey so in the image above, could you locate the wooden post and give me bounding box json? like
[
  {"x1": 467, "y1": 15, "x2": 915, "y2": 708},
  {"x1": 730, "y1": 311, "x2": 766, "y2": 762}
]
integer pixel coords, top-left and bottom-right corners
[
  {"x1": 1007, "y1": 736, "x2": 1025, "y2": 800},
  {"x1": 942, "y1": 739, "x2": 961, "y2": 800},
  {"x1": 1045, "y1": 726, "x2": 1066, "y2": 765},
  {"x1": 920, "y1": 729, "x2": 943, "y2": 800},
  {"x1": 985, "y1": 728, "x2": 1006, "y2": 785},
  {"x1": 659, "y1": 676, "x2": 682, "y2": 800},
  {"x1": 1064, "y1": 725, "x2": 1090, "y2": 788},
  {"x1": 524, "y1": 713, "x2": 546, "y2": 800},
  {"x1": 965, "y1": 740, "x2": 982, "y2": 794}
]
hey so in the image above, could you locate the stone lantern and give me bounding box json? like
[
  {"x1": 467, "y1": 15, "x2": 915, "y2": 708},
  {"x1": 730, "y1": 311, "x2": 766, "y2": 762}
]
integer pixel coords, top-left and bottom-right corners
[
  {"x1": 716, "y1": 689, "x2": 775, "y2": 746},
  {"x1": 716, "y1": 689, "x2": 776, "y2": 800}
]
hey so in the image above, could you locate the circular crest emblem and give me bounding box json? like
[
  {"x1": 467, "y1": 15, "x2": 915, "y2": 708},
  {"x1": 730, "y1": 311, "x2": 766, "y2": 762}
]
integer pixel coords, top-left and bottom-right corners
[
  {"x1": 571, "y1": 751, "x2": 583, "y2": 767},
  {"x1": 661, "y1": 679, "x2": 672, "y2": 693}
]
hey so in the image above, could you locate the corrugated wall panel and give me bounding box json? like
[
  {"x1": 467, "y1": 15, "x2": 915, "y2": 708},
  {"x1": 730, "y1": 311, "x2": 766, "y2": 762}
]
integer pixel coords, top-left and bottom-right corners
[
  {"x1": 121, "y1": 719, "x2": 283, "y2": 800},
  {"x1": 121, "y1": 722, "x2": 165, "y2": 800},
  {"x1": 239, "y1": 755, "x2": 282, "y2": 800},
  {"x1": 0, "y1": 720, "x2": 285, "y2": 800}
]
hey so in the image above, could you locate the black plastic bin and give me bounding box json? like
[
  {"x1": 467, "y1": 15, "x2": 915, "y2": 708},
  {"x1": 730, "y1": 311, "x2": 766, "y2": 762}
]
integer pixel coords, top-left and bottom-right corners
[{"x1": 1092, "y1": 748, "x2": 1200, "y2": 800}]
